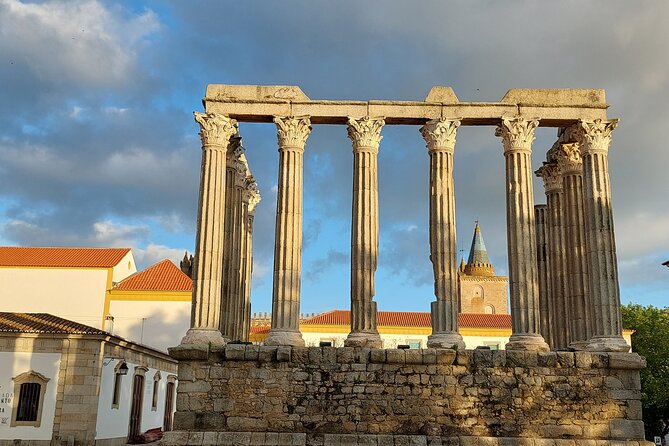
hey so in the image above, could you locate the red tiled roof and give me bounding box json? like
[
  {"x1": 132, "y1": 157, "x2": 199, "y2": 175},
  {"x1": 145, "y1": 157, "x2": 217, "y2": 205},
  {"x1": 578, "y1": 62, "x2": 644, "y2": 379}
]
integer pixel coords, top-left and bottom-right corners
[
  {"x1": 0, "y1": 247, "x2": 131, "y2": 268},
  {"x1": 0, "y1": 313, "x2": 106, "y2": 335},
  {"x1": 250, "y1": 325, "x2": 271, "y2": 335},
  {"x1": 302, "y1": 310, "x2": 511, "y2": 329},
  {"x1": 115, "y1": 259, "x2": 192, "y2": 291}
]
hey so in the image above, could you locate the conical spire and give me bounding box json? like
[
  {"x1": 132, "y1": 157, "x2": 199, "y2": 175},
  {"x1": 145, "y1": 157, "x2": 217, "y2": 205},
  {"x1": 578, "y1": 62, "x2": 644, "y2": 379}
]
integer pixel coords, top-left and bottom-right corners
[{"x1": 463, "y1": 221, "x2": 495, "y2": 276}]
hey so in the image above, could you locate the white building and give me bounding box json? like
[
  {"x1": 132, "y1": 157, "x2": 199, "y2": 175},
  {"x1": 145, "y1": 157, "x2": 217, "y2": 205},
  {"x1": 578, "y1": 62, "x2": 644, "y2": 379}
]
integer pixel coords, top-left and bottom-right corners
[
  {"x1": 0, "y1": 247, "x2": 191, "y2": 352},
  {"x1": 0, "y1": 312, "x2": 177, "y2": 446}
]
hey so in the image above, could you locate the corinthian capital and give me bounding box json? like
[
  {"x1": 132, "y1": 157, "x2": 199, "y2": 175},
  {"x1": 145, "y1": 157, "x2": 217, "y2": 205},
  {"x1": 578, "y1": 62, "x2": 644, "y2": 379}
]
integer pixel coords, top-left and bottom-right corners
[
  {"x1": 420, "y1": 118, "x2": 461, "y2": 153},
  {"x1": 242, "y1": 177, "x2": 261, "y2": 213},
  {"x1": 347, "y1": 117, "x2": 385, "y2": 150},
  {"x1": 194, "y1": 112, "x2": 237, "y2": 148},
  {"x1": 577, "y1": 119, "x2": 619, "y2": 155},
  {"x1": 274, "y1": 116, "x2": 312, "y2": 149},
  {"x1": 495, "y1": 117, "x2": 540, "y2": 153},
  {"x1": 535, "y1": 162, "x2": 562, "y2": 193},
  {"x1": 233, "y1": 153, "x2": 251, "y2": 187},
  {"x1": 555, "y1": 142, "x2": 583, "y2": 174}
]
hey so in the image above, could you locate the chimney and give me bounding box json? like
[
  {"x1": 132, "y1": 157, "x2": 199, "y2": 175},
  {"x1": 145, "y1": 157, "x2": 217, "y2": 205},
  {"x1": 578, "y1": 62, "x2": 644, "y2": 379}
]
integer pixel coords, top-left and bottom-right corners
[{"x1": 103, "y1": 315, "x2": 114, "y2": 334}]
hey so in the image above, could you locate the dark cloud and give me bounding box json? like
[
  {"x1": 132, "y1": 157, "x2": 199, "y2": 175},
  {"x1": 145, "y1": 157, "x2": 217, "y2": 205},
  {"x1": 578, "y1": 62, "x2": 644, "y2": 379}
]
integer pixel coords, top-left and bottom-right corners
[{"x1": 0, "y1": 0, "x2": 666, "y2": 304}]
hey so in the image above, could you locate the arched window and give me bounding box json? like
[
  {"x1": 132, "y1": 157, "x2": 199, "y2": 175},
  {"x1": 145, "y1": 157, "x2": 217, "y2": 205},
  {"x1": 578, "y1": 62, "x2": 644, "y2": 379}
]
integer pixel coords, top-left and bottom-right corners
[
  {"x1": 485, "y1": 304, "x2": 495, "y2": 314},
  {"x1": 11, "y1": 371, "x2": 49, "y2": 427},
  {"x1": 151, "y1": 371, "x2": 161, "y2": 411},
  {"x1": 111, "y1": 361, "x2": 128, "y2": 409}
]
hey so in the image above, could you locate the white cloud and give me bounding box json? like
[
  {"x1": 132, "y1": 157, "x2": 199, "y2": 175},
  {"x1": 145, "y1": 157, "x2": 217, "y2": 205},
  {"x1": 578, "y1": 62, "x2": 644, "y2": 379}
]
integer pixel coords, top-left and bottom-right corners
[
  {"x1": 133, "y1": 243, "x2": 187, "y2": 269},
  {"x1": 0, "y1": 0, "x2": 159, "y2": 86}
]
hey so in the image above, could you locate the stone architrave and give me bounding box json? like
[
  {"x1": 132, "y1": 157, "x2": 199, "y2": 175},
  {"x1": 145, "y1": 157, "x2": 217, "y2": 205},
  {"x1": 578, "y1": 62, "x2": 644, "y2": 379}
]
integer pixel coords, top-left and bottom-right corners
[
  {"x1": 556, "y1": 142, "x2": 591, "y2": 349},
  {"x1": 265, "y1": 116, "x2": 311, "y2": 346},
  {"x1": 577, "y1": 119, "x2": 630, "y2": 352},
  {"x1": 496, "y1": 117, "x2": 549, "y2": 352},
  {"x1": 345, "y1": 117, "x2": 384, "y2": 348},
  {"x1": 535, "y1": 162, "x2": 570, "y2": 350},
  {"x1": 420, "y1": 118, "x2": 465, "y2": 349},
  {"x1": 534, "y1": 204, "x2": 551, "y2": 345},
  {"x1": 180, "y1": 112, "x2": 237, "y2": 346},
  {"x1": 240, "y1": 178, "x2": 260, "y2": 342}
]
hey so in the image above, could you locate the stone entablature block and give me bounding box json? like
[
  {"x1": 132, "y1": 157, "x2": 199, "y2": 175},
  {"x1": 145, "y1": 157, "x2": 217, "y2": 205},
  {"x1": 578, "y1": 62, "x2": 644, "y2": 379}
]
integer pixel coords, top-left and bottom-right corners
[{"x1": 168, "y1": 345, "x2": 647, "y2": 444}]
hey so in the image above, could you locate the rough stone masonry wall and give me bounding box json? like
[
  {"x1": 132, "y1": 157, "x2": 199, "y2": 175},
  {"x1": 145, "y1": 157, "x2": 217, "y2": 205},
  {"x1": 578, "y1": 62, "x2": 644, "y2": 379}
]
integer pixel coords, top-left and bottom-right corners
[{"x1": 165, "y1": 345, "x2": 650, "y2": 446}]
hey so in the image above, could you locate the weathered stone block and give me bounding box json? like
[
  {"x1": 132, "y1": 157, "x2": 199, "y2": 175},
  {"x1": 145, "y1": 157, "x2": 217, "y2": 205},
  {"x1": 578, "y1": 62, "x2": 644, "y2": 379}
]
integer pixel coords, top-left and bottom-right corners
[
  {"x1": 370, "y1": 348, "x2": 387, "y2": 363},
  {"x1": 355, "y1": 347, "x2": 372, "y2": 363},
  {"x1": 405, "y1": 349, "x2": 423, "y2": 365},
  {"x1": 456, "y1": 350, "x2": 471, "y2": 366},
  {"x1": 249, "y1": 432, "x2": 267, "y2": 445},
  {"x1": 386, "y1": 349, "x2": 406, "y2": 364},
  {"x1": 244, "y1": 345, "x2": 260, "y2": 361},
  {"x1": 538, "y1": 352, "x2": 557, "y2": 367},
  {"x1": 226, "y1": 344, "x2": 246, "y2": 361},
  {"x1": 227, "y1": 417, "x2": 269, "y2": 431},
  {"x1": 277, "y1": 346, "x2": 291, "y2": 362},
  {"x1": 163, "y1": 431, "x2": 189, "y2": 446},
  {"x1": 473, "y1": 349, "x2": 493, "y2": 367},
  {"x1": 609, "y1": 420, "x2": 645, "y2": 439},
  {"x1": 202, "y1": 432, "x2": 218, "y2": 445},
  {"x1": 436, "y1": 349, "x2": 456, "y2": 365},
  {"x1": 258, "y1": 346, "x2": 277, "y2": 362},
  {"x1": 583, "y1": 424, "x2": 610, "y2": 438},
  {"x1": 556, "y1": 352, "x2": 575, "y2": 367},
  {"x1": 233, "y1": 432, "x2": 252, "y2": 445},
  {"x1": 322, "y1": 347, "x2": 337, "y2": 364},
  {"x1": 591, "y1": 352, "x2": 609, "y2": 368},
  {"x1": 336, "y1": 347, "x2": 355, "y2": 364},
  {"x1": 377, "y1": 435, "x2": 394, "y2": 446},
  {"x1": 187, "y1": 432, "x2": 204, "y2": 445},
  {"x1": 409, "y1": 436, "x2": 428, "y2": 446},
  {"x1": 309, "y1": 348, "x2": 323, "y2": 364},
  {"x1": 422, "y1": 348, "x2": 437, "y2": 364},
  {"x1": 292, "y1": 347, "x2": 309, "y2": 364},
  {"x1": 608, "y1": 353, "x2": 646, "y2": 370}
]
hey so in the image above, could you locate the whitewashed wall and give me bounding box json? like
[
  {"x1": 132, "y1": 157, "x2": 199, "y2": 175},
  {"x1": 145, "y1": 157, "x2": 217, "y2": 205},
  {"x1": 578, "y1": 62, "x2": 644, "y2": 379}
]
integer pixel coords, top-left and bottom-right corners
[
  {"x1": 0, "y1": 351, "x2": 61, "y2": 441},
  {"x1": 95, "y1": 358, "x2": 175, "y2": 440},
  {"x1": 107, "y1": 301, "x2": 190, "y2": 352},
  {"x1": 0, "y1": 268, "x2": 109, "y2": 329},
  {"x1": 301, "y1": 332, "x2": 510, "y2": 349}
]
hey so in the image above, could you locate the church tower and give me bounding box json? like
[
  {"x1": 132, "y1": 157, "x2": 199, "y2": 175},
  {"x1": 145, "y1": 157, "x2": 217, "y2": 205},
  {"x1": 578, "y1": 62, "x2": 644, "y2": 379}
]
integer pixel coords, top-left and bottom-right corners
[{"x1": 458, "y1": 222, "x2": 509, "y2": 314}]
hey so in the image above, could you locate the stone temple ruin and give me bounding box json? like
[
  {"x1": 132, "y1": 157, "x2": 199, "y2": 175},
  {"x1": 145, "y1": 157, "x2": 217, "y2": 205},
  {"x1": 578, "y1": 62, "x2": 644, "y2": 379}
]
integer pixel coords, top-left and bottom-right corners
[{"x1": 165, "y1": 85, "x2": 650, "y2": 446}]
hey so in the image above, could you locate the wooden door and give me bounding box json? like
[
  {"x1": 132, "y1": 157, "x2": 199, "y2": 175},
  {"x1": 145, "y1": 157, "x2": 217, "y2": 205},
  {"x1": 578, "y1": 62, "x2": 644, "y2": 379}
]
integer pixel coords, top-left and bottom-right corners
[
  {"x1": 163, "y1": 381, "x2": 175, "y2": 432},
  {"x1": 128, "y1": 374, "x2": 144, "y2": 442}
]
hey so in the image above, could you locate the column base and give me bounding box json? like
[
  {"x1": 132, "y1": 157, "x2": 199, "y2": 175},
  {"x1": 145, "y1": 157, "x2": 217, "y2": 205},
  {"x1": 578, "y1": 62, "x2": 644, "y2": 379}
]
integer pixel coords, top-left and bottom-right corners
[
  {"x1": 178, "y1": 328, "x2": 227, "y2": 347},
  {"x1": 505, "y1": 334, "x2": 550, "y2": 352},
  {"x1": 264, "y1": 329, "x2": 305, "y2": 347},
  {"x1": 586, "y1": 335, "x2": 630, "y2": 352},
  {"x1": 569, "y1": 340, "x2": 589, "y2": 351},
  {"x1": 427, "y1": 332, "x2": 465, "y2": 349},
  {"x1": 344, "y1": 332, "x2": 383, "y2": 348}
]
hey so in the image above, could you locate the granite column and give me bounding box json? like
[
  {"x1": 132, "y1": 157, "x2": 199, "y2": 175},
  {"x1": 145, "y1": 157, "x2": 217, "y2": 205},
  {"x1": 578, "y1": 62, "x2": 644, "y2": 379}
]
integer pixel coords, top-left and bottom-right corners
[
  {"x1": 265, "y1": 116, "x2": 311, "y2": 346},
  {"x1": 345, "y1": 117, "x2": 384, "y2": 348},
  {"x1": 496, "y1": 117, "x2": 549, "y2": 352},
  {"x1": 420, "y1": 118, "x2": 465, "y2": 349}
]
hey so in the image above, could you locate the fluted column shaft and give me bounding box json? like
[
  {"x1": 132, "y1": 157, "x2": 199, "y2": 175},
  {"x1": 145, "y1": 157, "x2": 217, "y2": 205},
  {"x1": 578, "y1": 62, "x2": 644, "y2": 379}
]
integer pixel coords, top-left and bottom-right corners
[
  {"x1": 240, "y1": 183, "x2": 260, "y2": 342},
  {"x1": 496, "y1": 117, "x2": 549, "y2": 352},
  {"x1": 180, "y1": 113, "x2": 237, "y2": 346},
  {"x1": 578, "y1": 119, "x2": 630, "y2": 352},
  {"x1": 265, "y1": 116, "x2": 311, "y2": 346},
  {"x1": 345, "y1": 117, "x2": 384, "y2": 348},
  {"x1": 537, "y1": 162, "x2": 571, "y2": 350},
  {"x1": 534, "y1": 205, "x2": 551, "y2": 345},
  {"x1": 420, "y1": 119, "x2": 465, "y2": 349},
  {"x1": 220, "y1": 139, "x2": 244, "y2": 339},
  {"x1": 557, "y1": 142, "x2": 591, "y2": 348}
]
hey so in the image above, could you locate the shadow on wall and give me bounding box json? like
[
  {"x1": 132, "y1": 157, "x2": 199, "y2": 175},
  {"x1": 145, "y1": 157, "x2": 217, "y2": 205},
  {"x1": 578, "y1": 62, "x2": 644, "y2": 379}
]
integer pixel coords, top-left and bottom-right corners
[{"x1": 119, "y1": 308, "x2": 190, "y2": 353}]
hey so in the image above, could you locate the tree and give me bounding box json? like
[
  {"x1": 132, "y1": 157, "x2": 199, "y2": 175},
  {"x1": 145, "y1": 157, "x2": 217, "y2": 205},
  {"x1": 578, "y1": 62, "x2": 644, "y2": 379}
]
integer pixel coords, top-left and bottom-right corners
[{"x1": 621, "y1": 304, "x2": 669, "y2": 440}]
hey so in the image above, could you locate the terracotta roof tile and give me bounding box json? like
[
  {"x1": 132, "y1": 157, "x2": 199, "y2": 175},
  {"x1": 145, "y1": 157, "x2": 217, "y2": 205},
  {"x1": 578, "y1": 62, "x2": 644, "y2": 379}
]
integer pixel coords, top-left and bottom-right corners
[
  {"x1": 0, "y1": 313, "x2": 107, "y2": 335},
  {"x1": 115, "y1": 259, "x2": 192, "y2": 291},
  {"x1": 0, "y1": 247, "x2": 131, "y2": 268},
  {"x1": 250, "y1": 325, "x2": 271, "y2": 335},
  {"x1": 302, "y1": 310, "x2": 511, "y2": 329}
]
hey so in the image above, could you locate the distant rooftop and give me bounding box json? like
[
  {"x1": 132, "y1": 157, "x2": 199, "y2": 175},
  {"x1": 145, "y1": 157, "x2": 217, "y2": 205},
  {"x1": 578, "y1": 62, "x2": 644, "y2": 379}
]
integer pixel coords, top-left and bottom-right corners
[
  {"x1": 0, "y1": 247, "x2": 131, "y2": 268},
  {"x1": 114, "y1": 259, "x2": 192, "y2": 292}
]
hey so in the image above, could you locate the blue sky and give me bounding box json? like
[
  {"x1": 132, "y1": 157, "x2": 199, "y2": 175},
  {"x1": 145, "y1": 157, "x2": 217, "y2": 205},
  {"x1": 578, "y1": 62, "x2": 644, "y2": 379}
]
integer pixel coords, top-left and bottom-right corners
[{"x1": 0, "y1": 0, "x2": 667, "y2": 314}]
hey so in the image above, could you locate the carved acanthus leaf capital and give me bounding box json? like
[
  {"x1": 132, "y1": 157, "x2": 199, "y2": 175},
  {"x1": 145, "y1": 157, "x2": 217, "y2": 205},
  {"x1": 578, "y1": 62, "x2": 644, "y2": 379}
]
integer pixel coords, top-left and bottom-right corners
[
  {"x1": 274, "y1": 116, "x2": 312, "y2": 149},
  {"x1": 578, "y1": 119, "x2": 619, "y2": 154},
  {"x1": 535, "y1": 162, "x2": 562, "y2": 193},
  {"x1": 233, "y1": 153, "x2": 251, "y2": 187},
  {"x1": 495, "y1": 117, "x2": 540, "y2": 153},
  {"x1": 242, "y1": 177, "x2": 261, "y2": 214},
  {"x1": 347, "y1": 117, "x2": 385, "y2": 150},
  {"x1": 555, "y1": 142, "x2": 582, "y2": 174},
  {"x1": 194, "y1": 112, "x2": 237, "y2": 148},
  {"x1": 420, "y1": 118, "x2": 461, "y2": 152}
]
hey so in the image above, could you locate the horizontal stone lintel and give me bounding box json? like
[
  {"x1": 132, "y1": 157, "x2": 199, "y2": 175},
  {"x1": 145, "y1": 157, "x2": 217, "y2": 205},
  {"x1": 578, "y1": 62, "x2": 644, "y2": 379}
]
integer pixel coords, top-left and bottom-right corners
[
  {"x1": 203, "y1": 85, "x2": 610, "y2": 127},
  {"x1": 161, "y1": 431, "x2": 653, "y2": 446},
  {"x1": 169, "y1": 345, "x2": 646, "y2": 370}
]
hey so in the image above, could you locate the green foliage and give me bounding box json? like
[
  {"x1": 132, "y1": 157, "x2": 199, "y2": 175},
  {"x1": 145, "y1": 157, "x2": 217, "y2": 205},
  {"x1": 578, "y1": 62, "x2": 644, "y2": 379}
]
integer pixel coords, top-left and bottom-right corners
[{"x1": 621, "y1": 303, "x2": 669, "y2": 438}]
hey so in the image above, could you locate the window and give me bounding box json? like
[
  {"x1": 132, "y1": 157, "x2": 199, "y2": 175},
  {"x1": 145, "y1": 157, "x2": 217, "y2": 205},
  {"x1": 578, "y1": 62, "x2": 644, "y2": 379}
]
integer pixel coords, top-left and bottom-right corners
[
  {"x1": 11, "y1": 371, "x2": 49, "y2": 427},
  {"x1": 407, "y1": 340, "x2": 422, "y2": 349},
  {"x1": 151, "y1": 371, "x2": 161, "y2": 411},
  {"x1": 111, "y1": 361, "x2": 128, "y2": 409}
]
